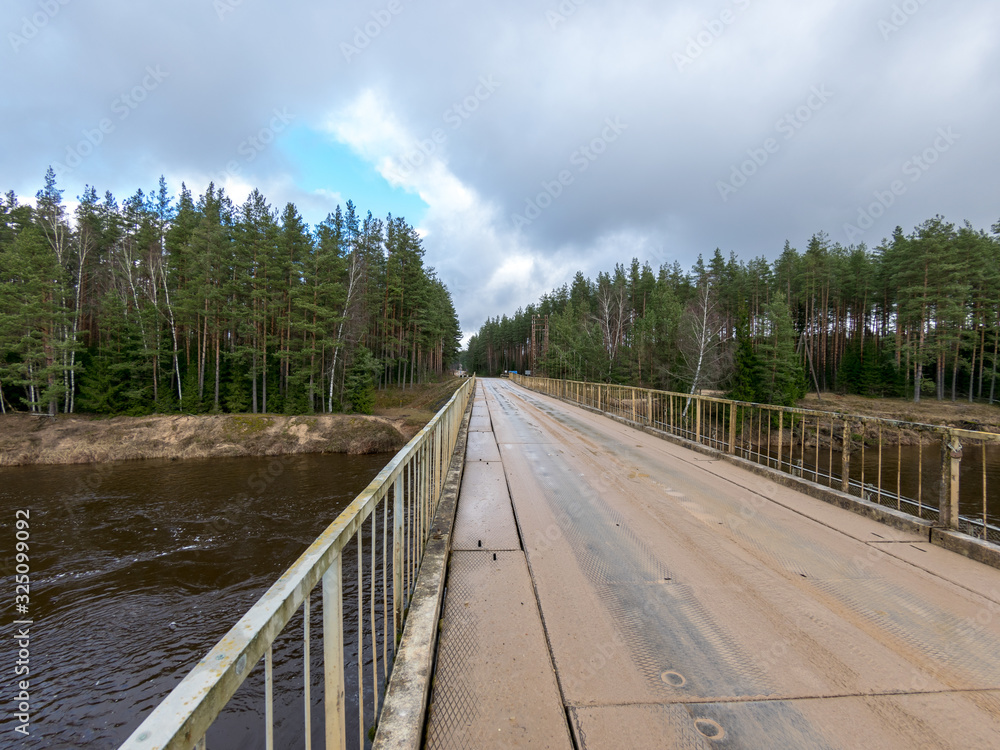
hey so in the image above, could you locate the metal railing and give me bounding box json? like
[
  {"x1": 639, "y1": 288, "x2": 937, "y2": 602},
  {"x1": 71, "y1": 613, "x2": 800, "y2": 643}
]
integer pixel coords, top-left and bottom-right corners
[
  {"x1": 511, "y1": 375, "x2": 1000, "y2": 544},
  {"x1": 120, "y1": 376, "x2": 475, "y2": 750}
]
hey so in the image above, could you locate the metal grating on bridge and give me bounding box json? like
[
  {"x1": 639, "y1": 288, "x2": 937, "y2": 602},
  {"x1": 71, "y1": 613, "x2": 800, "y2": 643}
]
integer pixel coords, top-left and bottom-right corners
[
  {"x1": 425, "y1": 383, "x2": 571, "y2": 748},
  {"x1": 424, "y1": 551, "x2": 571, "y2": 748}
]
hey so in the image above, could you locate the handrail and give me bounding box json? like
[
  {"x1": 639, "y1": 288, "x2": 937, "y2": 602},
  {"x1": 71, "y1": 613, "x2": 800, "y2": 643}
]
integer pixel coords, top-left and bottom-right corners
[
  {"x1": 511, "y1": 375, "x2": 999, "y2": 544},
  {"x1": 119, "y1": 376, "x2": 475, "y2": 750}
]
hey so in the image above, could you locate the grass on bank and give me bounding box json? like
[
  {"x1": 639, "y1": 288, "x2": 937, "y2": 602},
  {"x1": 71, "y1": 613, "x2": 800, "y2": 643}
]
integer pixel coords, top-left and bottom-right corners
[{"x1": 373, "y1": 377, "x2": 465, "y2": 429}]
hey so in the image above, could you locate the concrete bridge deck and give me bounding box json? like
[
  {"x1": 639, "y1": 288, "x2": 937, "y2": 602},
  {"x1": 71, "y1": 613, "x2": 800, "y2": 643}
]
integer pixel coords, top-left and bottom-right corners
[{"x1": 424, "y1": 378, "x2": 1000, "y2": 749}]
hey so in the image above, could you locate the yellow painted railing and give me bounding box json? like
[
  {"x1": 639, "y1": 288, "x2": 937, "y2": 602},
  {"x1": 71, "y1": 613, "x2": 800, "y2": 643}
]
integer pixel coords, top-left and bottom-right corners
[{"x1": 512, "y1": 375, "x2": 1000, "y2": 543}]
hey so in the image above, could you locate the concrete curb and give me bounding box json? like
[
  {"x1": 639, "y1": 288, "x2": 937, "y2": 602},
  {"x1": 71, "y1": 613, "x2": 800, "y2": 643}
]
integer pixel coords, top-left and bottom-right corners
[
  {"x1": 523, "y1": 386, "x2": 1000, "y2": 571},
  {"x1": 373, "y1": 389, "x2": 474, "y2": 749},
  {"x1": 931, "y1": 527, "x2": 1000, "y2": 568}
]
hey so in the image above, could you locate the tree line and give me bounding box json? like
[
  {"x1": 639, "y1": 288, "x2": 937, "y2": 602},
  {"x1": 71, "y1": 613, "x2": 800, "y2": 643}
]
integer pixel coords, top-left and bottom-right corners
[
  {"x1": 0, "y1": 168, "x2": 460, "y2": 416},
  {"x1": 466, "y1": 216, "x2": 1000, "y2": 406}
]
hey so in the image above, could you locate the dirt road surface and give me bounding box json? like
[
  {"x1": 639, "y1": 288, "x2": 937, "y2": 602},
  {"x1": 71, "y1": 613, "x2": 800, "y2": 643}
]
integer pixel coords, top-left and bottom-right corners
[{"x1": 426, "y1": 379, "x2": 1000, "y2": 749}]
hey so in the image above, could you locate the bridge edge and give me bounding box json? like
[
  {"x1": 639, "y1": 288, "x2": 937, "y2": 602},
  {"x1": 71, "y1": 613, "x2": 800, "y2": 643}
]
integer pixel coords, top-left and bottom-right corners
[{"x1": 372, "y1": 385, "x2": 474, "y2": 748}]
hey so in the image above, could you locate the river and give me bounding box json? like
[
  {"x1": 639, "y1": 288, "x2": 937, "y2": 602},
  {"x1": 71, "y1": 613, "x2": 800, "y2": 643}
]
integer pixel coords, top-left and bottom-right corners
[{"x1": 0, "y1": 453, "x2": 390, "y2": 749}]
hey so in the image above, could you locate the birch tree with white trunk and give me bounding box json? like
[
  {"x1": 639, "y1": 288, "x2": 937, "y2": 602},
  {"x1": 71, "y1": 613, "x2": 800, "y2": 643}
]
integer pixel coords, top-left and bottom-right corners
[{"x1": 677, "y1": 279, "x2": 730, "y2": 416}]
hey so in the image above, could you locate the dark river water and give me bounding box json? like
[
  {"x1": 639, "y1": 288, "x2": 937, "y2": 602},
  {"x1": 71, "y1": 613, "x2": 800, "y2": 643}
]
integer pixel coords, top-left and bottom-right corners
[{"x1": 0, "y1": 453, "x2": 390, "y2": 749}]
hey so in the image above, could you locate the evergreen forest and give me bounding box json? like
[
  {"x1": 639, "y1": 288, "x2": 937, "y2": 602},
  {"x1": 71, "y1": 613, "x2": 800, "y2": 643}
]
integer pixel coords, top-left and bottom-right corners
[
  {"x1": 0, "y1": 169, "x2": 460, "y2": 416},
  {"x1": 466, "y1": 217, "x2": 1000, "y2": 407}
]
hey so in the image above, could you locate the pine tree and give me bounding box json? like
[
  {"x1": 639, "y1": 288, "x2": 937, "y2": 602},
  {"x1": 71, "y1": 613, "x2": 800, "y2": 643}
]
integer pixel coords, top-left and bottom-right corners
[
  {"x1": 728, "y1": 308, "x2": 759, "y2": 402},
  {"x1": 755, "y1": 293, "x2": 806, "y2": 406},
  {"x1": 0, "y1": 219, "x2": 71, "y2": 413},
  {"x1": 276, "y1": 202, "x2": 313, "y2": 412},
  {"x1": 344, "y1": 346, "x2": 378, "y2": 414}
]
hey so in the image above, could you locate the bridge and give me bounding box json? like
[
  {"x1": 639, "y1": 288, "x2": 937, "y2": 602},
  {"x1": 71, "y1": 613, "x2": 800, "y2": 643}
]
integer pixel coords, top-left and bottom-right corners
[
  {"x1": 383, "y1": 378, "x2": 1000, "y2": 748},
  {"x1": 122, "y1": 376, "x2": 1000, "y2": 749}
]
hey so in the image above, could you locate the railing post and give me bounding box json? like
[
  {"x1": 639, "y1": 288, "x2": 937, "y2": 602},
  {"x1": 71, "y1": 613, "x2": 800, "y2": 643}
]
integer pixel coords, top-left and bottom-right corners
[
  {"x1": 422, "y1": 441, "x2": 429, "y2": 539},
  {"x1": 597, "y1": 384, "x2": 602, "y2": 412},
  {"x1": 631, "y1": 388, "x2": 637, "y2": 423},
  {"x1": 647, "y1": 391, "x2": 653, "y2": 426},
  {"x1": 841, "y1": 419, "x2": 851, "y2": 494},
  {"x1": 323, "y1": 555, "x2": 346, "y2": 750},
  {"x1": 265, "y1": 647, "x2": 274, "y2": 750},
  {"x1": 776, "y1": 410, "x2": 783, "y2": 471},
  {"x1": 435, "y1": 424, "x2": 443, "y2": 508},
  {"x1": 429, "y1": 426, "x2": 436, "y2": 513},
  {"x1": 695, "y1": 397, "x2": 701, "y2": 444},
  {"x1": 940, "y1": 430, "x2": 962, "y2": 530},
  {"x1": 728, "y1": 402, "x2": 736, "y2": 454},
  {"x1": 393, "y1": 474, "x2": 403, "y2": 643}
]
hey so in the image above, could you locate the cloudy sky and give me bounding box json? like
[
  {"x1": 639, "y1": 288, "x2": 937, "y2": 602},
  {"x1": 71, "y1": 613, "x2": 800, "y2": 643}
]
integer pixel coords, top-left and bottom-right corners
[{"x1": 3, "y1": 0, "x2": 998, "y2": 342}]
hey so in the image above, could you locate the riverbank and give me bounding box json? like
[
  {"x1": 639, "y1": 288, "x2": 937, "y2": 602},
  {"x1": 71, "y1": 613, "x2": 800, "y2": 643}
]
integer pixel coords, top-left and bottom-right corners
[{"x1": 0, "y1": 378, "x2": 464, "y2": 466}]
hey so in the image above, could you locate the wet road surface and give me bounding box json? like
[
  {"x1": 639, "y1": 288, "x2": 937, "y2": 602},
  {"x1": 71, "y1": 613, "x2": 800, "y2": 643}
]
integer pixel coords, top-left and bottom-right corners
[{"x1": 427, "y1": 379, "x2": 1000, "y2": 749}]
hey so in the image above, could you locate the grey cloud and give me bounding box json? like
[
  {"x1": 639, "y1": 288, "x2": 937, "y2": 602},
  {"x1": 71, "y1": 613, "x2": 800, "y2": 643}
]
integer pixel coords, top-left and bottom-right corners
[{"x1": 3, "y1": 0, "x2": 998, "y2": 340}]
